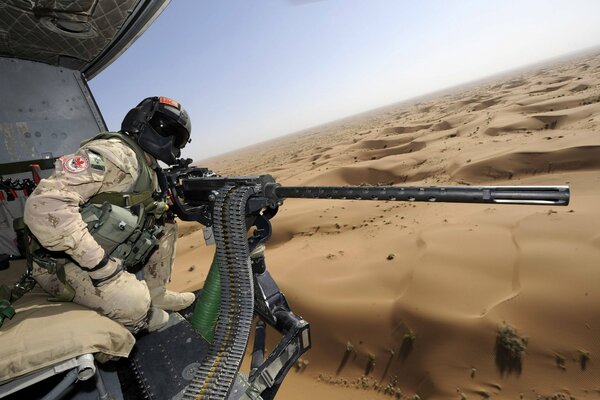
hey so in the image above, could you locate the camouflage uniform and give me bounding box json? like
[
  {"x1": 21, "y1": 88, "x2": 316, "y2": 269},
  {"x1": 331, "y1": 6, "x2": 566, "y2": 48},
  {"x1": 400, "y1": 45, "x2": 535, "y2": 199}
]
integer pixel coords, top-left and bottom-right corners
[{"x1": 24, "y1": 138, "x2": 176, "y2": 332}]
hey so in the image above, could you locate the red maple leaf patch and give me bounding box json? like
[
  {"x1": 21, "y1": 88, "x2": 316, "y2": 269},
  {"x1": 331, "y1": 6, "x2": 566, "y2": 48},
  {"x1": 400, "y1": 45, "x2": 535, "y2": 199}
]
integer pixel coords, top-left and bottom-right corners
[{"x1": 62, "y1": 155, "x2": 90, "y2": 173}]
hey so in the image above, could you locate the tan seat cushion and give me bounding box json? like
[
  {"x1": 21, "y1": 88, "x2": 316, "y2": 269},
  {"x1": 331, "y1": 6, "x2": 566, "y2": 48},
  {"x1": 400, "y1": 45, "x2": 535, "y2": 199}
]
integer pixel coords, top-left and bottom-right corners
[{"x1": 0, "y1": 286, "x2": 135, "y2": 383}]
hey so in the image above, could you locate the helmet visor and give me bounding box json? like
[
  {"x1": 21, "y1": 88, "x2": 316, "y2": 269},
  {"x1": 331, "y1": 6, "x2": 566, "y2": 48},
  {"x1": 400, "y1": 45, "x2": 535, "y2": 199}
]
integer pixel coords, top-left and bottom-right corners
[{"x1": 148, "y1": 113, "x2": 190, "y2": 149}]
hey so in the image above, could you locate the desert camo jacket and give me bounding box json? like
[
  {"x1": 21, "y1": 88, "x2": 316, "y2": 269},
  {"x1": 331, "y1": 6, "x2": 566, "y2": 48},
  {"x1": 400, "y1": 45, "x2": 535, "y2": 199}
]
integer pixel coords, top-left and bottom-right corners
[{"x1": 24, "y1": 137, "x2": 156, "y2": 270}]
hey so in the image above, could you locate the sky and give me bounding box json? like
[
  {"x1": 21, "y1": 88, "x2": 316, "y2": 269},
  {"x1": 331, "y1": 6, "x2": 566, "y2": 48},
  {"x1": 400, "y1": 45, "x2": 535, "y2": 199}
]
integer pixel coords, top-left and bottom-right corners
[{"x1": 90, "y1": 0, "x2": 600, "y2": 161}]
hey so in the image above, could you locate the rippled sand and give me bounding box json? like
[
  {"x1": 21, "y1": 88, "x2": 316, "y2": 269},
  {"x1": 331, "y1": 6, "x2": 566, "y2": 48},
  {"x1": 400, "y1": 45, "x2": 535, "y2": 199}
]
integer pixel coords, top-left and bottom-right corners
[{"x1": 171, "y1": 50, "x2": 600, "y2": 399}]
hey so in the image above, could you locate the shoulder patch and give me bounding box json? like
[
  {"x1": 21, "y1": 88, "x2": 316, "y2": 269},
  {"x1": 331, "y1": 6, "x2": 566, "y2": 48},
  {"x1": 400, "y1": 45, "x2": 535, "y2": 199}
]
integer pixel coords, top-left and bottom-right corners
[
  {"x1": 60, "y1": 154, "x2": 90, "y2": 174},
  {"x1": 86, "y1": 150, "x2": 105, "y2": 171}
]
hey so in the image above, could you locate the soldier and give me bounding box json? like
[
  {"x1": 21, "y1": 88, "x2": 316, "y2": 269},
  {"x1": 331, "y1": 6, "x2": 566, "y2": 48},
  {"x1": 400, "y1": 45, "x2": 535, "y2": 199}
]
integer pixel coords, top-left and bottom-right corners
[{"x1": 24, "y1": 97, "x2": 195, "y2": 333}]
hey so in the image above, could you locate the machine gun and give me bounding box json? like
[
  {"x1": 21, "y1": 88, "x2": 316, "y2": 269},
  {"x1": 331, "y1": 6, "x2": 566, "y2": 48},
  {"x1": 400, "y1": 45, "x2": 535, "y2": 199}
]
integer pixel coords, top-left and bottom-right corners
[{"x1": 131, "y1": 158, "x2": 568, "y2": 400}]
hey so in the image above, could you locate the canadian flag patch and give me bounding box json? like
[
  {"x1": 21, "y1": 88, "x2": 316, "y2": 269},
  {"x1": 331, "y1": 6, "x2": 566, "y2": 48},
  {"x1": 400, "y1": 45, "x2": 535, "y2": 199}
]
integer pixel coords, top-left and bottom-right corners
[{"x1": 62, "y1": 155, "x2": 90, "y2": 173}]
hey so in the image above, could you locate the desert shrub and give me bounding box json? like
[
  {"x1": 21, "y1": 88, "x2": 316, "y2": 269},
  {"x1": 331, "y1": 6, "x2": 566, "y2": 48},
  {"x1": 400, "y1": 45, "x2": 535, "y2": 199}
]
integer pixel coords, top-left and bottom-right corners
[
  {"x1": 555, "y1": 353, "x2": 566, "y2": 369},
  {"x1": 399, "y1": 331, "x2": 416, "y2": 361},
  {"x1": 495, "y1": 324, "x2": 527, "y2": 375},
  {"x1": 579, "y1": 350, "x2": 591, "y2": 370}
]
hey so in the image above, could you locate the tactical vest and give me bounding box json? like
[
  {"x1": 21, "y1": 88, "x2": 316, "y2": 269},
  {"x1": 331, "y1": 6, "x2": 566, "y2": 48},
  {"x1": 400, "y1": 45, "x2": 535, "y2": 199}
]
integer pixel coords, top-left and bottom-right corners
[
  {"x1": 78, "y1": 132, "x2": 168, "y2": 270},
  {"x1": 27, "y1": 132, "x2": 168, "y2": 301}
]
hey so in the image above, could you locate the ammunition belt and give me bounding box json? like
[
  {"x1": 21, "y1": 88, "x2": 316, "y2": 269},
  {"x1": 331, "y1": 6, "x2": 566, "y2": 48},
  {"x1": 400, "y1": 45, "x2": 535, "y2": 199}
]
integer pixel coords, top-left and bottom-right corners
[{"x1": 183, "y1": 185, "x2": 255, "y2": 399}]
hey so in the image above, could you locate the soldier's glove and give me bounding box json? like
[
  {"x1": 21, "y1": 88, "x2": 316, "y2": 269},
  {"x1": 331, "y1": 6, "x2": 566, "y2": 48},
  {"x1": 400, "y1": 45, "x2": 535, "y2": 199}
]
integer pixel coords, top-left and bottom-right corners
[{"x1": 88, "y1": 253, "x2": 124, "y2": 287}]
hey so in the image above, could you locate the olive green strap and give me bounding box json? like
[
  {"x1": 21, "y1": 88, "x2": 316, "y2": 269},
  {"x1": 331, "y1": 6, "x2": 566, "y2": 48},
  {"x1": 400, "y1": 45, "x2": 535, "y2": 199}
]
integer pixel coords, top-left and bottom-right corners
[
  {"x1": 0, "y1": 300, "x2": 15, "y2": 328},
  {"x1": 88, "y1": 191, "x2": 154, "y2": 208},
  {"x1": 51, "y1": 262, "x2": 75, "y2": 302},
  {"x1": 30, "y1": 251, "x2": 75, "y2": 302},
  {"x1": 0, "y1": 285, "x2": 15, "y2": 328}
]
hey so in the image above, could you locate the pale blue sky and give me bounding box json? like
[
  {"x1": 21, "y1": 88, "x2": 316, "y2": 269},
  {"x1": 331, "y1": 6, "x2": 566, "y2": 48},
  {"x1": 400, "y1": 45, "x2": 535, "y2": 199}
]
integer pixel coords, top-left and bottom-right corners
[{"x1": 90, "y1": 0, "x2": 600, "y2": 160}]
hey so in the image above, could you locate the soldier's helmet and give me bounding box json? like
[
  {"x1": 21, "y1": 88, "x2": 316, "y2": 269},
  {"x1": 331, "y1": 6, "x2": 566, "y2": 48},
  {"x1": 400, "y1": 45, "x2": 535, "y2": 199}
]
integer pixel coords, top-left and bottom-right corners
[{"x1": 121, "y1": 96, "x2": 191, "y2": 165}]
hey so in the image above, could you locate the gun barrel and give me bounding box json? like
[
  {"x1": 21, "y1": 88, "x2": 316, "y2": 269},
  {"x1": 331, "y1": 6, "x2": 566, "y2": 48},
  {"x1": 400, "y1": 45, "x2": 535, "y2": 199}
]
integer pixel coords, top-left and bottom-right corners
[{"x1": 274, "y1": 185, "x2": 570, "y2": 206}]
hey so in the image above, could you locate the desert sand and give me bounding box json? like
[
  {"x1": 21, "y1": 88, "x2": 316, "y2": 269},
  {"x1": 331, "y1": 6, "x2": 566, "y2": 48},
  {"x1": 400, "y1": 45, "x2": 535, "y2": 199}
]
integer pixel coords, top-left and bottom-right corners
[{"x1": 169, "y1": 51, "x2": 600, "y2": 399}]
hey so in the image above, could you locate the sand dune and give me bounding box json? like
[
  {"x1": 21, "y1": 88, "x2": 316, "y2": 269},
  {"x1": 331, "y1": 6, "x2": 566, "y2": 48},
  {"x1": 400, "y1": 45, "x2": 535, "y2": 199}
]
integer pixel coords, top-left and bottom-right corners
[
  {"x1": 454, "y1": 143, "x2": 600, "y2": 182},
  {"x1": 171, "y1": 51, "x2": 600, "y2": 399}
]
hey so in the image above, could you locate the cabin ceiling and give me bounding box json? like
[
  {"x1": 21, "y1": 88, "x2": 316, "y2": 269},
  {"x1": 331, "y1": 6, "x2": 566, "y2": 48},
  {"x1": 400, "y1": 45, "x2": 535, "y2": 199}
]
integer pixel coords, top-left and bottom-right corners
[{"x1": 0, "y1": 0, "x2": 168, "y2": 78}]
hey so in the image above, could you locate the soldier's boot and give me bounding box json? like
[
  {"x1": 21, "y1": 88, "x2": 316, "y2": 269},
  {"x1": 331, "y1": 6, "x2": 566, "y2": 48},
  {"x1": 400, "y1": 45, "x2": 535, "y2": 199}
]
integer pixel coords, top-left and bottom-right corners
[
  {"x1": 150, "y1": 288, "x2": 195, "y2": 312},
  {"x1": 147, "y1": 306, "x2": 170, "y2": 332}
]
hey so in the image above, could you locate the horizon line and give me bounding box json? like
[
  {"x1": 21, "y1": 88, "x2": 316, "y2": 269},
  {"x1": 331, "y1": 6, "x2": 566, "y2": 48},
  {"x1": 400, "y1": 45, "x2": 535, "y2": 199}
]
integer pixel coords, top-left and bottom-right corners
[{"x1": 199, "y1": 43, "x2": 600, "y2": 163}]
